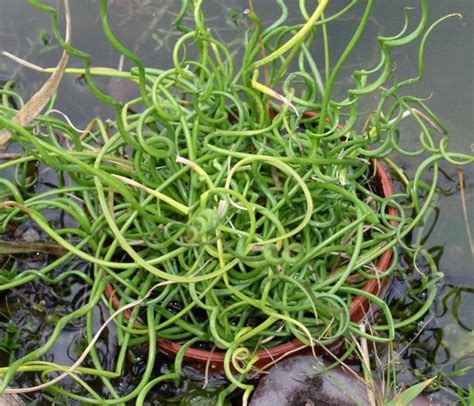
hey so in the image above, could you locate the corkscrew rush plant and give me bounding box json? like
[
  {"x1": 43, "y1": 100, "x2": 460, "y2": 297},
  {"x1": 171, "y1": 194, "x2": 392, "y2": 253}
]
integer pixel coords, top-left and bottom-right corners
[{"x1": 0, "y1": 0, "x2": 472, "y2": 403}]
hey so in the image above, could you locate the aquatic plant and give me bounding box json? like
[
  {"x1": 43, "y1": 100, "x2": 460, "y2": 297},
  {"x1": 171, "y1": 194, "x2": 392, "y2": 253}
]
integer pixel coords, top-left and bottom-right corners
[{"x1": 0, "y1": 0, "x2": 472, "y2": 404}]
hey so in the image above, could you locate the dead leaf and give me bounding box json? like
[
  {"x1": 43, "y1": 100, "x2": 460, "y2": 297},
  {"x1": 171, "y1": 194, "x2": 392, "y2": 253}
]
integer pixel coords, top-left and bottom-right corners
[
  {"x1": 0, "y1": 393, "x2": 25, "y2": 406},
  {"x1": 0, "y1": 240, "x2": 69, "y2": 257},
  {"x1": 0, "y1": 0, "x2": 71, "y2": 147}
]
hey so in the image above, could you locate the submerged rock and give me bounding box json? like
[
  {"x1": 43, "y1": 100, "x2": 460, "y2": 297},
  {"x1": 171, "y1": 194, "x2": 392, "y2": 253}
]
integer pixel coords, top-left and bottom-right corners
[{"x1": 250, "y1": 355, "x2": 369, "y2": 406}]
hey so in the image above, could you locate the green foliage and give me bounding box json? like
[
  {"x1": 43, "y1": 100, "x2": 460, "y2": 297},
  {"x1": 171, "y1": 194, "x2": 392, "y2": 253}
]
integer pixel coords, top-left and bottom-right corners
[
  {"x1": 387, "y1": 377, "x2": 435, "y2": 406},
  {"x1": 0, "y1": 0, "x2": 472, "y2": 404}
]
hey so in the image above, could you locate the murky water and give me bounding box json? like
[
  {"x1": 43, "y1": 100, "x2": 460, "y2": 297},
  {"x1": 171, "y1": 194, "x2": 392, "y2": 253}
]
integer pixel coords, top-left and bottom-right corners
[{"x1": 0, "y1": 0, "x2": 473, "y2": 402}]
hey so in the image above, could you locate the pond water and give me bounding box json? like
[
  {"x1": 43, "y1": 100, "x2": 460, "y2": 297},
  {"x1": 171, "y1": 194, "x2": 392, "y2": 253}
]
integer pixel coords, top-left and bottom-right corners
[{"x1": 0, "y1": 0, "x2": 473, "y2": 404}]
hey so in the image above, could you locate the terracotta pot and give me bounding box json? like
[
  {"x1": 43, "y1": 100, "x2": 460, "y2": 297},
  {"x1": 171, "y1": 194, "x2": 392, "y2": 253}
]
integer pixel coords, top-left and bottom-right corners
[{"x1": 105, "y1": 114, "x2": 398, "y2": 373}]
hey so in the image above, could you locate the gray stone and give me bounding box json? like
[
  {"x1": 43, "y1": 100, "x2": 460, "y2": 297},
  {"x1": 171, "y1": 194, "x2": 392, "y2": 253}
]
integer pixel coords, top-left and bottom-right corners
[{"x1": 250, "y1": 355, "x2": 369, "y2": 406}]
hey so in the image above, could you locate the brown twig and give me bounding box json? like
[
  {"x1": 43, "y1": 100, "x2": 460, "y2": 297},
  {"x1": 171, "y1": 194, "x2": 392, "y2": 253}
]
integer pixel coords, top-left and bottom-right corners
[{"x1": 457, "y1": 167, "x2": 474, "y2": 257}]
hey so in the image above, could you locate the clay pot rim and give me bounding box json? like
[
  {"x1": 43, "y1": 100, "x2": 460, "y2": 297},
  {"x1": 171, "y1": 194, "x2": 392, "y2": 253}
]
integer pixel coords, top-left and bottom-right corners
[
  {"x1": 149, "y1": 160, "x2": 397, "y2": 365},
  {"x1": 104, "y1": 112, "x2": 398, "y2": 368}
]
